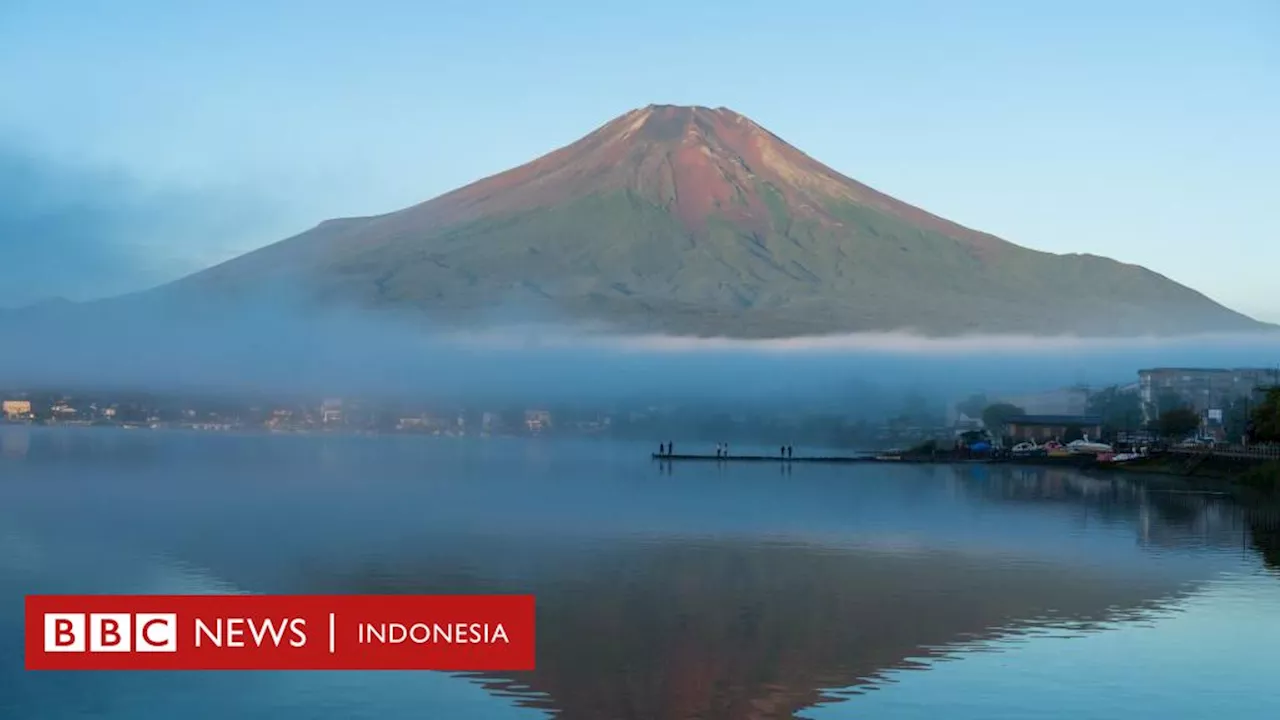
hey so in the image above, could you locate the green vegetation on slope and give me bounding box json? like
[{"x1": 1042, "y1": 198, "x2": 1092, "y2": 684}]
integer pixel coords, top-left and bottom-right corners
[{"x1": 184, "y1": 189, "x2": 1266, "y2": 338}]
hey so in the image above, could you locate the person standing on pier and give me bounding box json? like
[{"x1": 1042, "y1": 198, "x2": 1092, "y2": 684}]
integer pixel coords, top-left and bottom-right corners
[
  {"x1": 716, "y1": 443, "x2": 722, "y2": 459},
  {"x1": 780, "y1": 445, "x2": 785, "y2": 458},
  {"x1": 668, "y1": 441, "x2": 674, "y2": 457},
  {"x1": 659, "y1": 443, "x2": 665, "y2": 456},
  {"x1": 788, "y1": 445, "x2": 793, "y2": 459}
]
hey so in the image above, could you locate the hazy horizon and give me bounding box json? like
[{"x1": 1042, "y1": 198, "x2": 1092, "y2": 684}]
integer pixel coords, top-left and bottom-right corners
[{"x1": 3, "y1": 290, "x2": 1279, "y2": 416}]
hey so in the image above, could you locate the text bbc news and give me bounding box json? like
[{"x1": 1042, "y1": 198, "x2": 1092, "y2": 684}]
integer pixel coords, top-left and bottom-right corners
[{"x1": 25, "y1": 594, "x2": 536, "y2": 671}]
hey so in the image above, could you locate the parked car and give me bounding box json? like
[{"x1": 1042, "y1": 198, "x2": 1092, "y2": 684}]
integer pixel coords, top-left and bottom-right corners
[{"x1": 1010, "y1": 441, "x2": 1047, "y2": 457}]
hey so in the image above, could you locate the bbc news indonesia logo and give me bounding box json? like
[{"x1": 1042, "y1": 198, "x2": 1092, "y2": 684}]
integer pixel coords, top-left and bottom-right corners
[{"x1": 25, "y1": 594, "x2": 536, "y2": 671}]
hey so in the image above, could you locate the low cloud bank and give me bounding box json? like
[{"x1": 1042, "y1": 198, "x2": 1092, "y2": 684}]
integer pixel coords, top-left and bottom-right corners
[
  {"x1": 450, "y1": 324, "x2": 1280, "y2": 356},
  {"x1": 3, "y1": 293, "x2": 1278, "y2": 412}
]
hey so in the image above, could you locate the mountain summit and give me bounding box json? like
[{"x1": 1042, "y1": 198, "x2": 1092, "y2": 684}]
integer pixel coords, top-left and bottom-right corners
[{"x1": 179, "y1": 105, "x2": 1266, "y2": 337}]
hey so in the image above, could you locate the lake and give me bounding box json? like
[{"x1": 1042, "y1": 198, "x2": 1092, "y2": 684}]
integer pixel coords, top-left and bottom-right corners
[{"x1": 2, "y1": 426, "x2": 1278, "y2": 719}]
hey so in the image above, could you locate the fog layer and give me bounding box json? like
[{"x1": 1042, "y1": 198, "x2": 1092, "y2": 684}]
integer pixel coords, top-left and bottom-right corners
[{"x1": 2, "y1": 288, "x2": 1278, "y2": 412}]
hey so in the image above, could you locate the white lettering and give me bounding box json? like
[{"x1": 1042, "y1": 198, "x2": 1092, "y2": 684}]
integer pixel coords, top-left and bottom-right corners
[
  {"x1": 289, "y1": 618, "x2": 308, "y2": 648},
  {"x1": 193, "y1": 617, "x2": 307, "y2": 648},
  {"x1": 194, "y1": 618, "x2": 219, "y2": 648},
  {"x1": 225, "y1": 618, "x2": 246, "y2": 647},
  {"x1": 248, "y1": 617, "x2": 307, "y2": 647},
  {"x1": 357, "y1": 622, "x2": 510, "y2": 644}
]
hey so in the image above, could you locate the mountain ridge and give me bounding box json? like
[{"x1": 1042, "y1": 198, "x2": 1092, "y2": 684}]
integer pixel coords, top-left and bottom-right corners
[{"x1": 168, "y1": 105, "x2": 1267, "y2": 338}]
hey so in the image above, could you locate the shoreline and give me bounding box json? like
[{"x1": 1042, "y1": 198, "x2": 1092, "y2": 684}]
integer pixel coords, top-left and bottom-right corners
[
  {"x1": 653, "y1": 447, "x2": 1280, "y2": 497},
  {"x1": 1089, "y1": 453, "x2": 1280, "y2": 497}
]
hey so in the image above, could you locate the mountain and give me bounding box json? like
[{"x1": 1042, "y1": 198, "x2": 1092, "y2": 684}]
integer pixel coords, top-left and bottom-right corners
[{"x1": 171, "y1": 104, "x2": 1267, "y2": 337}]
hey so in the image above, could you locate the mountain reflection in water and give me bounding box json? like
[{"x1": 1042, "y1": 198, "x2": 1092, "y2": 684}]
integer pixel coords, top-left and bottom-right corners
[
  {"x1": 302, "y1": 536, "x2": 1206, "y2": 720},
  {"x1": 1, "y1": 428, "x2": 1278, "y2": 720},
  {"x1": 290, "y1": 464, "x2": 1271, "y2": 719}
]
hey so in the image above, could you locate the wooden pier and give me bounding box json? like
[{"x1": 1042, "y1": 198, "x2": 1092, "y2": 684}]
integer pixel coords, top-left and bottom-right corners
[
  {"x1": 653, "y1": 453, "x2": 883, "y2": 464},
  {"x1": 650, "y1": 446, "x2": 1279, "y2": 473},
  {"x1": 651, "y1": 452, "x2": 1096, "y2": 466}
]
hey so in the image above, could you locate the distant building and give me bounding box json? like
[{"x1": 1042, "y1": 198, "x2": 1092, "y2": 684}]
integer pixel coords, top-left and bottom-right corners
[
  {"x1": 997, "y1": 385, "x2": 1091, "y2": 417},
  {"x1": 1138, "y1": 368, "x2": 1279, "y2": 424},
  {"x1": 51, "y1": 402, "x2": 77, "y2": 416},
  {"x1": 524, "y1": 410, "x2": 552, "y2": 433},
  {"x1": 2, "y1": 400, "x2": 32, "y2": 420},
  {"x1": 397, "y1": 414, "x2": 451, "y2": 433},
  {"x1": 1006, "y1": 414, "x2": 1104, "y2": 442},
  {"x1": 321, "y1": 398, "x2": 343, "y2": 425},
  {"x1": 571, "y1": 414, "x2": 610, "y2": 433}
]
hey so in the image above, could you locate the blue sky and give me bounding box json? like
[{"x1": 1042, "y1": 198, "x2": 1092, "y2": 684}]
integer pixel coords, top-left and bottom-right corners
[{"x1": 1, "y1": 0, "x2": 1277, "y2": 320}]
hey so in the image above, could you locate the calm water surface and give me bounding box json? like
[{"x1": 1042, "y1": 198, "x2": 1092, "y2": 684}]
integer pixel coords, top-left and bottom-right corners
[{"x1": 2, "y1": 427, "x2": 1278, "y2": 719}]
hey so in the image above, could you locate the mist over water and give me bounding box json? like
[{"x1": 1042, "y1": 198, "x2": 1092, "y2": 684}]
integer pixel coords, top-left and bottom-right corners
[{"x1": 3, "y1": 288, "x2": 1279, "y2": 409}]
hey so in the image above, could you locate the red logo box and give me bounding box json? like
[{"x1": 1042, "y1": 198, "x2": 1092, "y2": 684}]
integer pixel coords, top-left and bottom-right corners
[{"x1": 25, "y1": 594, "x2": 536, "y2": 671}]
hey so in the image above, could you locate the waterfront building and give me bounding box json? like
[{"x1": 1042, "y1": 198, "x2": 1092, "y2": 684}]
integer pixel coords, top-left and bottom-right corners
[
  {"x1": 2, "y1": 400, "x2": 32, "y2": 420},
  {"x1": 1138, "y1": 367, "x2": 1279, "y2": 425},
  {"x1": 1005, "y1": 414, "x2": 1104, "y2": 442}
]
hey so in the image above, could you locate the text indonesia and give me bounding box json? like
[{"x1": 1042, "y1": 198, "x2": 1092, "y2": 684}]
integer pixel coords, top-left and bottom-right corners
[{"x1": 25, "y1": 594, "x2": 535, "y2": 671}]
